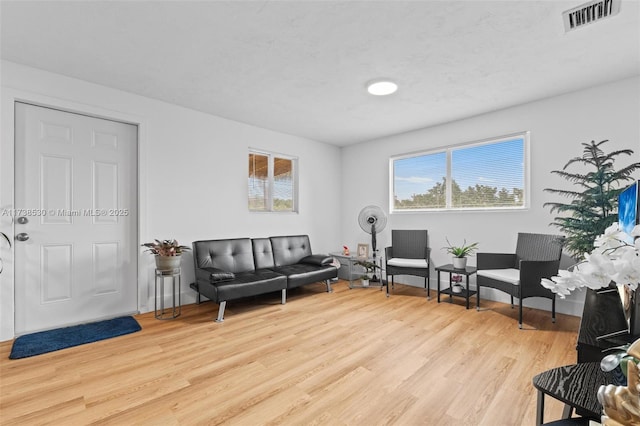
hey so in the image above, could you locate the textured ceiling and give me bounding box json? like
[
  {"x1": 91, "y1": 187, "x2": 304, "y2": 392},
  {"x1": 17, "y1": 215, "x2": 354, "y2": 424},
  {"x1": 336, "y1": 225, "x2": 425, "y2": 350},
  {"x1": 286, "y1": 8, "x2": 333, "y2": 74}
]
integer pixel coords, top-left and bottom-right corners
[{"x1": 1, "y1": 1, "x2": 639, "y2": 146}]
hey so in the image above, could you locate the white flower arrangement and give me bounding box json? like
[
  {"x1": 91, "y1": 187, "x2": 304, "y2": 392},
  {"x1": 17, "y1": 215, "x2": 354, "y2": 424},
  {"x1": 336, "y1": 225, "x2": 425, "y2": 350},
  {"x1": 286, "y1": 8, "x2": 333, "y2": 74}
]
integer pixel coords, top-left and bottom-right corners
[{"x1": 541, "y1": 223, "x2": 640, "y2": 299}]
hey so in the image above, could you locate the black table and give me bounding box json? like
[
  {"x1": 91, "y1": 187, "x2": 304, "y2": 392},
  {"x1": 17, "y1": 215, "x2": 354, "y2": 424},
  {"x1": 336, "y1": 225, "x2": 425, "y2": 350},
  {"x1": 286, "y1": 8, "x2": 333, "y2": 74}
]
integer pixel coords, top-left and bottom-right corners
[
  {"x1": 532, "y1": 362, "x2": 617, "y2": 425},
  {"x1": 435, "y1": 264, "x2": 477, "y2": 309},
  {"x1": 577, "y1": 288, "x2": 635, "y2": 363}
]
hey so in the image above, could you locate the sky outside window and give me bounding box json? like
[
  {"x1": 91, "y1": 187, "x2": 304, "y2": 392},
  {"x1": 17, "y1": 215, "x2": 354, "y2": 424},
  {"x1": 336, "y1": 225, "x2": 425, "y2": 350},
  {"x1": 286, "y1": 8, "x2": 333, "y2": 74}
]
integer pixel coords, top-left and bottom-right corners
[{"x1": 394, "y1": 152, "x2": 446, "y2": 200}]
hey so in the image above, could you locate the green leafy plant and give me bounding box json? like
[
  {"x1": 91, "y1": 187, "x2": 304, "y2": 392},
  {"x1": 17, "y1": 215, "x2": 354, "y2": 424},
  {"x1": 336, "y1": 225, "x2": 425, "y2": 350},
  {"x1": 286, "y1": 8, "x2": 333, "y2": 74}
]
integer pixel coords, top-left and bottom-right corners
[
  {"x1": 355, "y1": 260, "x2": 379, "y2": 279},
  {"x1": 443, "y1": 238, "x2": 479, "y2": 258},
  {"x1": 544, "y1": 140, "x2": 640, "y2": 259},
  {"x1": 141, "y1": 239, "x2": 190, "y2": 256}
]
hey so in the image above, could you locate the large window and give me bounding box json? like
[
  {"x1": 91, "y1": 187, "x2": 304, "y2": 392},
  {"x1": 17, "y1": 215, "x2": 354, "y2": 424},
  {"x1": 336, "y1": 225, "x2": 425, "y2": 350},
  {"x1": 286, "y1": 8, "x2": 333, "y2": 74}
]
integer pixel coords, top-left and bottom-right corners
[
  {"x1": 249, "y1": 150, "x2": 298, "y2": 212},
  {"x1": 391, "y1": 133, "x2": 528, "y2": 212}
]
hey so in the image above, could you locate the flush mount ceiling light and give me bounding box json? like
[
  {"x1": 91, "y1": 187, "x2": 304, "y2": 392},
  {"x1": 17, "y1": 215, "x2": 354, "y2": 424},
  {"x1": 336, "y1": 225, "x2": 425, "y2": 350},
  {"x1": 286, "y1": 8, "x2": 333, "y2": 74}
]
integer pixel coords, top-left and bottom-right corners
[{"x1": 366, "y1": 79, "x2": 398, "y2": 96}]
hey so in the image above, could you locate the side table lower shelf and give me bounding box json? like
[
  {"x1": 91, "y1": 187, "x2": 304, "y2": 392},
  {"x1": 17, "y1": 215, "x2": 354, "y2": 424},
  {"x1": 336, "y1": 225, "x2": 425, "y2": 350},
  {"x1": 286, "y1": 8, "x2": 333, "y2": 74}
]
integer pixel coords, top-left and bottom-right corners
[{"x1": 439, "y1": 287, "x2": 478, "y2": 308}]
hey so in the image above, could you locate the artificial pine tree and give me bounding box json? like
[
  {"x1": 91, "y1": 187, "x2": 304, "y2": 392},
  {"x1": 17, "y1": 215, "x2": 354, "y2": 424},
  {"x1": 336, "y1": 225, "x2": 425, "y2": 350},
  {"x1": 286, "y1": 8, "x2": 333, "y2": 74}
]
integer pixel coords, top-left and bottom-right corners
[{"x1": 544, "y1": 140, "x2": 640, "y2": 259}]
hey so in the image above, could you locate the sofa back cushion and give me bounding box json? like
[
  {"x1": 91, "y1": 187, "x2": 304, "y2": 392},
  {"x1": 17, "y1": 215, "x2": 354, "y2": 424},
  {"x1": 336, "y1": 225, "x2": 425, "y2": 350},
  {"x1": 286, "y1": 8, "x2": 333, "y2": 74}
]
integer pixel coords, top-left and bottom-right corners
[
  {"x1": 192, "y1": 238, "x2": 255, "y2": 273},
  {"x1": 252, "y1": 238, "x2": 275, "y2": 269},
  {"x1": 270, "y1": 235, "x2": 313, "y2": 267}
]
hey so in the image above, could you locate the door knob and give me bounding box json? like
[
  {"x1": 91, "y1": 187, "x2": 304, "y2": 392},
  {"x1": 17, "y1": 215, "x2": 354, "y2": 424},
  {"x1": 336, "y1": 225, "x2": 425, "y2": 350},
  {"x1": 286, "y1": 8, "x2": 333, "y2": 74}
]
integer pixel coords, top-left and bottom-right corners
[
  {"x1": 16, "y1": 233, "x2": 29, "y2": 242},
  {"x1": 17, "y1": 216, "x2": 28, "y2": 225}
]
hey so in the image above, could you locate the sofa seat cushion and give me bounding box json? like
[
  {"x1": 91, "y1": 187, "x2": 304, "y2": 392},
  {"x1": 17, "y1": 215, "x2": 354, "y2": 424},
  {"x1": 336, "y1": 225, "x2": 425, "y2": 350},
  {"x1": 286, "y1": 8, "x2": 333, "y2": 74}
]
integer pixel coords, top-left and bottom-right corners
[
  {"x1": 387, "y1": 258, "x2": 429, "y2": 268},
  {"x1": 211, "y1": 269, "x2": 287, "y2": 302},
  {"x1": 272, "y1": 264, "x2": 337, "y2": 289},
  {"x1": 477, "y1": 268, "x2": 520, "y2": 285}
]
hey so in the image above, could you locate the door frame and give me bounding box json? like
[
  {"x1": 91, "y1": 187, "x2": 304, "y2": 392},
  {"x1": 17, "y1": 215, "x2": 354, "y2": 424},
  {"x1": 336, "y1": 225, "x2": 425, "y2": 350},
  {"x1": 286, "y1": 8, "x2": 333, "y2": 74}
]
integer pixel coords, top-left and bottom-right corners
[{"x1": 1, "y1": 88, "x2": 149, "y2": 341}]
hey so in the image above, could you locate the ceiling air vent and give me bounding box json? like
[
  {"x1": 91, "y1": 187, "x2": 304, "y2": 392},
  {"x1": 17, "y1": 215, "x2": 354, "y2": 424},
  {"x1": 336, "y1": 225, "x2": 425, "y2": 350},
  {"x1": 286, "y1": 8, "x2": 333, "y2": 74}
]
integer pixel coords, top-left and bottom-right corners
[{"x1": 562, "y1": 0, "x2": 621, "y2": 32}]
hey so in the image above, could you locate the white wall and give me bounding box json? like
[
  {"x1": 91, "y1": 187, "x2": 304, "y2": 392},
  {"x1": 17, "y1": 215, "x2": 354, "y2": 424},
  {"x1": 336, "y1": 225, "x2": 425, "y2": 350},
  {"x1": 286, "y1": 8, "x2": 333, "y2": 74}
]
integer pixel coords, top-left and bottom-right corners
[
  {"x1": 0, "y1": 61, "x2": 342, "y2": 341},
  {"x1": 340, "y1": 76, "x2": 640, "y2": 316},
  {"x1": 1, "y1": 60, "x2": 637, "y2": 341}
]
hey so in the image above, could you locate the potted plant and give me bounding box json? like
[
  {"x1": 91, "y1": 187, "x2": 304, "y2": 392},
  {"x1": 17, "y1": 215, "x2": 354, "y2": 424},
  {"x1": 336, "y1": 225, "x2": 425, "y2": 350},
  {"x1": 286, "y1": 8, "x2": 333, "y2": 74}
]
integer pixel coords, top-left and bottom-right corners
[
  {"x1": 142, "y1": 239, "x2": 190, "y2": 271},
  {"x1": 354, "y1": 260, "x2": 379, "y2": 287},
  {"x1": 443, "y1": 238, "x2": 479, "y2": 269},
  {"x1": 451, "y1": 274, "x2": 464, "y2": 293},
  {"x1": 0, "y1": 231, "x2": 11, "y2": 274},
  {"x1": 544, "y1": 139, "x2": 640, "y2": 260}
]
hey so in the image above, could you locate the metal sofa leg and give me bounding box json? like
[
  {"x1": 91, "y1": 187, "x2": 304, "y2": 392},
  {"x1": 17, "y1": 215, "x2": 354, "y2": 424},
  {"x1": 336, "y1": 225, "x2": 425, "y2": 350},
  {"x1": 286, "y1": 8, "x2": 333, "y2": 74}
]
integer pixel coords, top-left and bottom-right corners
[
  {"x1": 325, "y1": 279, "x2": 333, "y2": 293},
  {"x1": 552, "y1": 297, "x2": 556, "y2": 323},
  {"x1": 215, "y1": 301, "x2": 227, "y2": 323},
  {"x1": 282, "y1": 289, "x2": 287, "y2": 304}
]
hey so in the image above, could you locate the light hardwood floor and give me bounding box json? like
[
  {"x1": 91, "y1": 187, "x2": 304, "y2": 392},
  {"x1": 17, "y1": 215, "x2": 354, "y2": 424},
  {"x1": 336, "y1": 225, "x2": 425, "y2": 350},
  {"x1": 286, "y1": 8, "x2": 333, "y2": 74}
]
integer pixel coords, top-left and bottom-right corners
[{"x1": 0, "y1": 280, "x2": 581, "y2": 425}]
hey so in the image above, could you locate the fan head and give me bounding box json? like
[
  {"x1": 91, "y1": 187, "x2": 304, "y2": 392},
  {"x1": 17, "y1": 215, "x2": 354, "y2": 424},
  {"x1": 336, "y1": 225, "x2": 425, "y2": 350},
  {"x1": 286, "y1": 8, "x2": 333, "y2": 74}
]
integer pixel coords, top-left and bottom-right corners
[{"x1": 358, "y1": 205, "x2": 387, "y2": 234}]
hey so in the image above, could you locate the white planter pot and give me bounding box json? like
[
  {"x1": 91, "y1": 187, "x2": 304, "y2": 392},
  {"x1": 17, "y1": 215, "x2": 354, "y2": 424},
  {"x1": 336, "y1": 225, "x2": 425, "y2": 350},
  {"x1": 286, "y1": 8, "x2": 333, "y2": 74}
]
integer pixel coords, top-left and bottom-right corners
[
  {"x1": 452, "y1": 257, "x2": 467, "y2": 269},
  {"x1": 361, "y1": 279, "x2": 370, "y2": 287},
  {"x1": 452, "y1": 284, "x2": 463, "y2": 294},
  {"x1": 155, "y1": 255, "x2": 182, "y2": 271}
]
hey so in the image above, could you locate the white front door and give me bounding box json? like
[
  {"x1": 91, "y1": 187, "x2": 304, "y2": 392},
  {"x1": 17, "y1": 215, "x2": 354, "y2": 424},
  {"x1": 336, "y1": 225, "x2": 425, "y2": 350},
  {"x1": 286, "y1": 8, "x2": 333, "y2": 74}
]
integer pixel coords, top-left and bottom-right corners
[{"x1": 14, "y1": 102, "x2": 138, "y2": 334}]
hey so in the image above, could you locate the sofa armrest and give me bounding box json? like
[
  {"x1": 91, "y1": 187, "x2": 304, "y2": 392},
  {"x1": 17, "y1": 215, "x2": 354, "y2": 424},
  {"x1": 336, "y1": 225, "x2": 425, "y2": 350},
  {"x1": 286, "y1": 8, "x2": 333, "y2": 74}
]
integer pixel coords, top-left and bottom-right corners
[
  {"x1": 477, "y1": 253, "x2": 517, "y2": 270},
  {"x1": 196, "y1": 267, "x2": 236, "y2": 283},
  {"x1": 300, "y1": 254, "x2": 333, "y2": 266}
]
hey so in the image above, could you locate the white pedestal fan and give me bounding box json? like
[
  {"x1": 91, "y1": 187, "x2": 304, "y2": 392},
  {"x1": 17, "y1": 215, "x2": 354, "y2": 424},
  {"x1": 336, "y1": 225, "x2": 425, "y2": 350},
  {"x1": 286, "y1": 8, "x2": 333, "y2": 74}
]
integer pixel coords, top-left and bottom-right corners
[{"x1": 357, "y1": 205, "x2": 387, "y2": 282}]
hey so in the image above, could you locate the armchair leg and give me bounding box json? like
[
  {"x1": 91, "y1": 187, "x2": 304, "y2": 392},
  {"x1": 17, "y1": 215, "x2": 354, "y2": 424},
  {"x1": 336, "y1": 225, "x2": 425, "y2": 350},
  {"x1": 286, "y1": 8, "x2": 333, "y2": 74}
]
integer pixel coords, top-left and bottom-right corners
[
  {"x1": 215, "y1": 301, "x2": 227, "y2": 323},
  {"x1": 552, "y1": 297, "x2": 556, "y2": 323},
  {"x1": 425, "y1": 276, "x2": 431, "y2": 300},
  {"x1": 519, "y1": 300, "x2": 523, "y2": 329},
  {"x1": 281, "y1": 289, "x2": 287, "y2": 304},
  {"x1": 510, "y1": 295, "x2": 514, "y2": 309}
]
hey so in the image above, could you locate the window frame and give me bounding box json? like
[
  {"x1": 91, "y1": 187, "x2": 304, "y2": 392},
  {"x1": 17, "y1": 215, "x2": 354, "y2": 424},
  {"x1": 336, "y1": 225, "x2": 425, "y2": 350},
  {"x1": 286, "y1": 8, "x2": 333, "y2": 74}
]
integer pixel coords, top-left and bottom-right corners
[
  {"x1": 248, "y1": 149, "x2": 299, "y2": 213},
  {"x1": 389, "y1": 132, "x2": 530, "y2": 213}
]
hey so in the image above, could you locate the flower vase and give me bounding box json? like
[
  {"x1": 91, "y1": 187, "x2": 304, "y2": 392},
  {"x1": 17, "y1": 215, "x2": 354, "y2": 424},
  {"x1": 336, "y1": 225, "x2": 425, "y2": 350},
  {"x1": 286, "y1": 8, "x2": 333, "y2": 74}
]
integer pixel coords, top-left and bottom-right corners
[{"x1": 155, "y1": 255, "x2": 182, "y2": 271}]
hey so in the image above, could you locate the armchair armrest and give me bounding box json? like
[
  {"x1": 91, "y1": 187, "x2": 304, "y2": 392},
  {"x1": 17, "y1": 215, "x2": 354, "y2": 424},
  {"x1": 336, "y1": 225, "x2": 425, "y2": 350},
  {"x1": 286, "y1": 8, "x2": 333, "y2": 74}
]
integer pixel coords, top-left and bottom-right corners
[
  {"x1": 519, "y1": 260, "x2": 561, "y2": 295},
  {"x1": 477, "y1": 253, "x2": 517, "y2": 270},
  {"x1": 196, "y1": 267, "x2": 236, "y2": 283}
]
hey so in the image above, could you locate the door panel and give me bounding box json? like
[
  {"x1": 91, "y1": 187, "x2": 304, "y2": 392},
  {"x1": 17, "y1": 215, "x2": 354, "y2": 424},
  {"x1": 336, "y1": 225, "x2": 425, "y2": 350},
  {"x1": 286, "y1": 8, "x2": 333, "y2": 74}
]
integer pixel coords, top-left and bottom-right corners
[{"x1": 14, "y1": 102, "x2": 138, "y2": 334}]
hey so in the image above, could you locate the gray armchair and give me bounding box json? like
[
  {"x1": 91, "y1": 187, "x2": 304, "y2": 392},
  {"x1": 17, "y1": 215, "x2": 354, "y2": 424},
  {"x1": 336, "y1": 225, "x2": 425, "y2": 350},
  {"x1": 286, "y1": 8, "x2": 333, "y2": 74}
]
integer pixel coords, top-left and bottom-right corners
[
  {"x1": 384, "y1": 230, "x2": 431, "y2": 298},
  {"x1": 477, "y1": 233, "x2": 565, "y2": 329}
]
